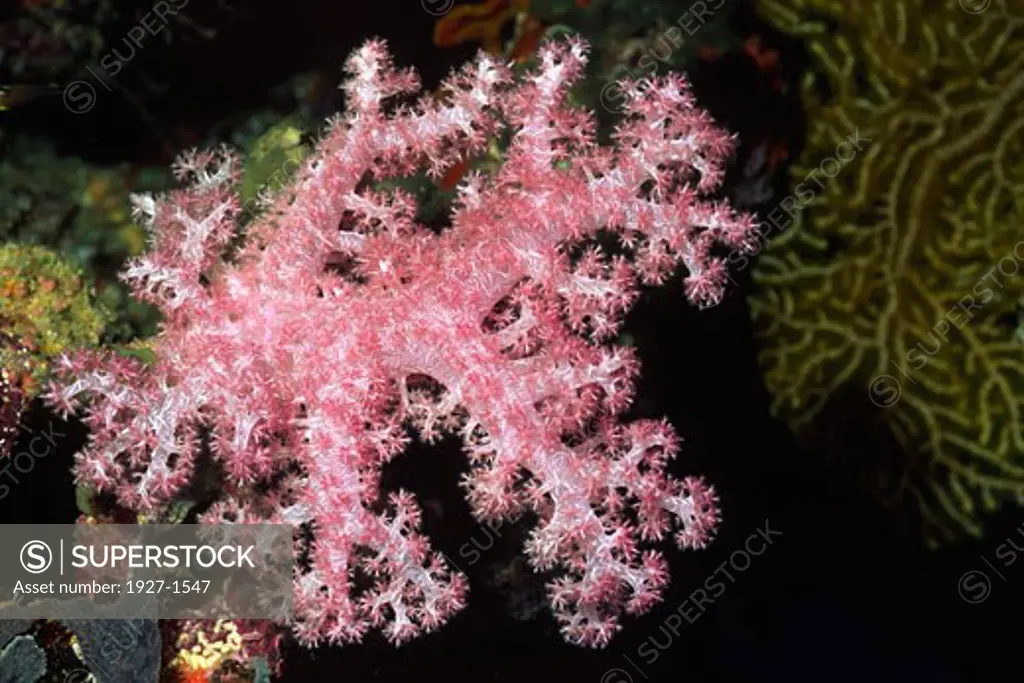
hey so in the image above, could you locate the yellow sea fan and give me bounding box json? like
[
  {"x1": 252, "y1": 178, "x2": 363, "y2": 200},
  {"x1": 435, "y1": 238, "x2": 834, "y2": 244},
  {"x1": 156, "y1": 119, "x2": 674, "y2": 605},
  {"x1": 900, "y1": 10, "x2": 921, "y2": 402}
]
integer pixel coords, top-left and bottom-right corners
[{"x1": 750, "y1": 0, "x2": 1024, "y2": 546}]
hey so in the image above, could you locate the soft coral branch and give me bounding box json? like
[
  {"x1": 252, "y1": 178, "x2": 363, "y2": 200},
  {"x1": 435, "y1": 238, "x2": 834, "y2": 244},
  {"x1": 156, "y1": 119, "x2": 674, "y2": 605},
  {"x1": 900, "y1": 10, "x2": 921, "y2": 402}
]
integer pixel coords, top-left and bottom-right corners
[{"x1": 48, "y1": 37, "x2": 755, "y2": 649}]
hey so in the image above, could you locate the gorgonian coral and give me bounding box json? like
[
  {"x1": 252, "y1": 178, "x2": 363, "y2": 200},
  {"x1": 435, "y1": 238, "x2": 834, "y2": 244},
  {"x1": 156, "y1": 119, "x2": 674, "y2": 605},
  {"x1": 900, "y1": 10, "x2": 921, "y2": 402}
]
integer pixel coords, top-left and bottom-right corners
[
  {"x1": 46, "y1": 39, "x2": 755, "y2": 648},
  {"x1": 750, "y1": 0, "x2": 1024, "y2": 544}
]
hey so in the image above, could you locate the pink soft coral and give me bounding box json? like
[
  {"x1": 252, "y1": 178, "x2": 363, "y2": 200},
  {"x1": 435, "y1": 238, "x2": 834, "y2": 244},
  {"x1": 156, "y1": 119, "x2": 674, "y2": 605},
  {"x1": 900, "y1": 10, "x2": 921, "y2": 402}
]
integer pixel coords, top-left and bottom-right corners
[{"x1": 46, "y1": 38, "x2": 755, "y2": 648}]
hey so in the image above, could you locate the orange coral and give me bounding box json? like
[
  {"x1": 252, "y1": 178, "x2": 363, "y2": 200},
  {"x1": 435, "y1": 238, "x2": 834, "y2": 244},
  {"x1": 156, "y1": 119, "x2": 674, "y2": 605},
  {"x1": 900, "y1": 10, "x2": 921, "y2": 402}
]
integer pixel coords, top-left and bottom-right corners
[
  {"x1": 433, "y1": 0, "x2": 530, "y2": 54},
  {"x1": 509, "y1": 14, "x2": 545, "y2": 62}
]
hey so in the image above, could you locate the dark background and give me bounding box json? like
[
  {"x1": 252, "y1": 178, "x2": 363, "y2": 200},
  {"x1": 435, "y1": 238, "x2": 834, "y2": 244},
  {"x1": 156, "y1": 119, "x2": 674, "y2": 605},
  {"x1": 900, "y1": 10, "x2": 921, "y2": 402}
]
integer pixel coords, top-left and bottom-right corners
[{"x1": 4, "y1": 1, "x2": 1020, "y2": 681}]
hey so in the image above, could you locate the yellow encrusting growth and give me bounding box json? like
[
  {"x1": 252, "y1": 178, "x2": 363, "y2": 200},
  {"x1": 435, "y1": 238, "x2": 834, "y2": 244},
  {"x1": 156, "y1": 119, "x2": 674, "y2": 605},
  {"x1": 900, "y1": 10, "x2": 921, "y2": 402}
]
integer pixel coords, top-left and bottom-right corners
[
  {"x1": 0, "y1": 244, "x2": 108, "y2": 391},
  {"x1": 750, "y1": 0, "x2": 1024, "y2": 546},
  {"x1": 172, "y1": 619, "x2": 245, "y2": 674}
]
